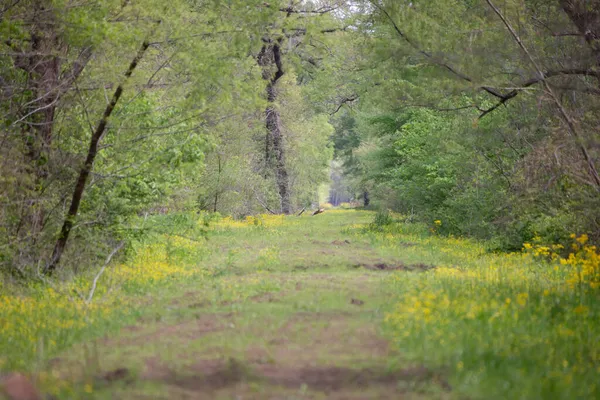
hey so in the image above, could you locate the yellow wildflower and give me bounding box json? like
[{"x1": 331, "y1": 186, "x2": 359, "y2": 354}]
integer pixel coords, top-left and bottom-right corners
[
  {"x1": 516, "y1": 293, "x2": 528, "y2": 307},
  {"x1": 576, "y1": 234, "x2": 589, "y2": 245}
]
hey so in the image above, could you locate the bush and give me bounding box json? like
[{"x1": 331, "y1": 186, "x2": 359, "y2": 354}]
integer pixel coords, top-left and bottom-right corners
[{"x1": 371, "y1": 209, "x2": 394, "y2": 229}]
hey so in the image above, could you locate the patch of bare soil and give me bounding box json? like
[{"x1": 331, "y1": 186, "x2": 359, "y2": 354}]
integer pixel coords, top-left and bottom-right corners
[
  {"x1": 140, "y1": 356, "x2": 441, "y2": 398},
  {"x1": 143, "y1": 357, "x2": 246, "y2": 391},
  {"x1": 104, "y1": 314, "x2": 230, "y2": 348},
  {"x1": 359, "y1": 262, "x2": 436, "y2": 272},
  {"x1": 310, "y1": 239, "x2": 353, "y2": 248},
  {"x1": 63, "y1": 276, "x2": 449, "y2": 398},
  {"x1": 331, "y1": 239, "x2": 351, "y2": 246},
  {"x1": 181, "y1": 289, "x2": 284, "y2": 310},
  {"x1": 101, "y1": 368, "x2": 131, "y2": 383},
  {"x1": 248, "y1": 291, "x2": 281, "y2": 303},
  {"x1": 136, "y1": 311, "x2": 450, "y2": 398},
  {"x1": 258, "y1": 365, "x2": 432, "y2": 390},
  {"x1": 399, "y1": 242, "x2": 417, "y2": 247},
  {"x1": 153, "y1": 361, "x2": 434, "y2": 391}
]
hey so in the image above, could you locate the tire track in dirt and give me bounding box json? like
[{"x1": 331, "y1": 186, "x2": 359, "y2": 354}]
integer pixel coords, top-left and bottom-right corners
[{"x1": 115, "y1": 274, "x2": 452, "y2": 399}]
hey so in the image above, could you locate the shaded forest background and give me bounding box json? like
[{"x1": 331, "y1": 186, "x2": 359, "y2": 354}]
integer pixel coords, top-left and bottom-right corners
[{"x1": 1, "y1": 0, "x2": 599, "y2": 277}]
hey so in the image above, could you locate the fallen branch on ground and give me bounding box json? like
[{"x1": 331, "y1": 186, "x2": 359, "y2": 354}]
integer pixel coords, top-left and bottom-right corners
[{"x1": 87, "y1": 241, "x2": 125, "y2": 303}]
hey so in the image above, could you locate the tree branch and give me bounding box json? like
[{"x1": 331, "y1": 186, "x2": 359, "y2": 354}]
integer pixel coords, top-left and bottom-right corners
[
  {"x1": 0, "y1": 0, "x2": 21, "y2": 18},
  {"x1": 552, "y1": 31, "x2": 583, "y2": 37},
  {"x1": 369, "y1": 0, "x2": 473, "y2": 83},
  {"x1": 87, "y1": 241, "x2": 124, "y2": 303},
  {"x1": 60, "y1": 46, "x2": 93, "y2": 87},
  {"x1": 370, "y1": 0, "x2": 600, "y2": 120},
  {"x1": 276, "y1": 2, "x2": 343, "y2": 15},
  {"x1": 45, "y1": 23, "x2": 159, "y2": 274},
  {"x1": 286, "y1": 26, "x2": 347, "y2": 37},
  {"x1": 254, "y1": 193, "x2": 278, "y2": 215},
  {"x1": 330, "y1": 95, "x2": 358, "y2": 115},
  {"x1": 486, "y1": 0, "x2": 600, "y2": 189},
  {"x1": 479, "y1": 68, "x2": 600, "y2": 118}
]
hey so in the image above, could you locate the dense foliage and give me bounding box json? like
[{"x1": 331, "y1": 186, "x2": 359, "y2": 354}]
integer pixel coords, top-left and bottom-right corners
[
  {"x1": 4, "y1": 0, "x2": 598, "y2": 274},
  {"x1": 330, "y1": 0, "x2": 600, "y2": 250},
  {"x1": 0, "y1": 0, "x2": 347, "y2": 275}
]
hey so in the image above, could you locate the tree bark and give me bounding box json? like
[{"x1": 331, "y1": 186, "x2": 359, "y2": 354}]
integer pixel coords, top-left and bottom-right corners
[
  {"x1": 9, "y1": 2, "x2": 62, "y2": 237},
  {"x1": 10, "y1": 2, "x2": 92, "y2": 240},
  {"x1": 213, "y1": 153, "x2": 221, "y2": 213},
  {"x1": 560, "y1": 0, "x2": 600, "y2": 72},
  {"x1": 267, "y1": 104, "x2": 291, "y2": 214},
  {"x1": 257, "y1": 38, "x2": 291, "y2": 214},
  {"x1": 45, "y1": 36, "x2": 153, "y2": 274}
]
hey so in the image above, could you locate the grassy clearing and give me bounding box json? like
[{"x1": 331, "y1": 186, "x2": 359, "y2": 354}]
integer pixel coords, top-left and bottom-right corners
[{"x1": 1, "y1": 210, "x2": 598, "y2": 399}]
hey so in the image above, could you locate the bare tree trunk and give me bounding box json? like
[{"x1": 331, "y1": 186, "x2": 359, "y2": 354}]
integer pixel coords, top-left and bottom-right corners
[
  {"x1": 10, "y1": 1, "x2": 92, "y2": 242},
  {"x1": 213, "y1": 153, "x2": 221, "y2": 213},
  {"x1": 257, "y1": 38, "x2": 291, "y2": 214},
  {"x1": 10, "y1": 2, "x2": 62, "y2": 238},
  {"x1": 560, "y1": 0, "x2": 600, "y2": 72},
  {"x1": 267, "y1": 105, "x2": 290, "y2": 214},
  {"x1": 45, "y1": 36, "x2": 153, "y2": 274},
  {"x1": 28, "y1": 29, "x2": 60, "y2": 235}
]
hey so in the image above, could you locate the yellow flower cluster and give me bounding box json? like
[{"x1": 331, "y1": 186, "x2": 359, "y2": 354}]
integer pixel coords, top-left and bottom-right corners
[
  {"x1": 212, "y1": 214, "x2": 288, "y2": 229},
  {"x1": 383, "y1": 230, "x2": 600, "y2": 399},
  {"x1": 524, "y1": 234, "x2": 600, "y2": 290},
  {"x1": 560, "y1": 235, "x2": 600, "y2": 290},
  {"x1": 0, "y1": 229, "x2": 212, "y2": 373},
  {"x1": 111, "y1": 235, "x2": 211, "y2": 286},
  {"x1": 522, "y1": 235, "x2": 564, "y2": 259},
  {"x1": 0, "y1": 287, "x2": 111, "y2": 371}
]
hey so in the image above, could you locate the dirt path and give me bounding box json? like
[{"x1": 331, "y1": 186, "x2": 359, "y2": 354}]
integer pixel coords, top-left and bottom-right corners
[
  {"x1": 41, "y1": 213, "x2": 450, "y2": 399},
  {"x1": 49, "y1": 272, "x2": 448, "y2": 399}
]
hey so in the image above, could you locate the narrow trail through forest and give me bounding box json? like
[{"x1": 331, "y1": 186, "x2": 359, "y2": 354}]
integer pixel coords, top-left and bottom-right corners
[
  {"x1": 46, "y1": 211, "x2": 450, "y2": 399},
  {"x1": 3, "y1": 2, "x2": 600, "y2": 399}
]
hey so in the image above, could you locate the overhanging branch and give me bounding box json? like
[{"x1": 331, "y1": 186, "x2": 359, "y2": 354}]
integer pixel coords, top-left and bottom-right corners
[
  {"x1": 330, "y1": 95, "x2": 358, "y2": 115},
  {"x1": 370, "y1": 1, "x2": 600, "y2": 119},
  {"x1": 479, "y1": 68, "x2": 600, "y2": 118}
]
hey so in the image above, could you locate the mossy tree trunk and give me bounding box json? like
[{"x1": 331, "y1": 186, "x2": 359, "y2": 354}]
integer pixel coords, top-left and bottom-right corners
[{"x1": 258, "y1": 37, "x2": 291, "y2": 214}]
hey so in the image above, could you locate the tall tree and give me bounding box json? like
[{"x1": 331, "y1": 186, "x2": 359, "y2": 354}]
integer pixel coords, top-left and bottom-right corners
[
  {"x1": 250, "y1": 0, "x2": 353, "y2": 214},
  {"x1": 258, "y1": 36, "x2": 290, "y2": 213}
]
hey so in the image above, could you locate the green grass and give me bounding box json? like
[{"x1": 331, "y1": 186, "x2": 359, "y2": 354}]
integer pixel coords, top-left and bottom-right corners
[{"x1": 1, "y1": 210, "x2": 598, "y2": 399}]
